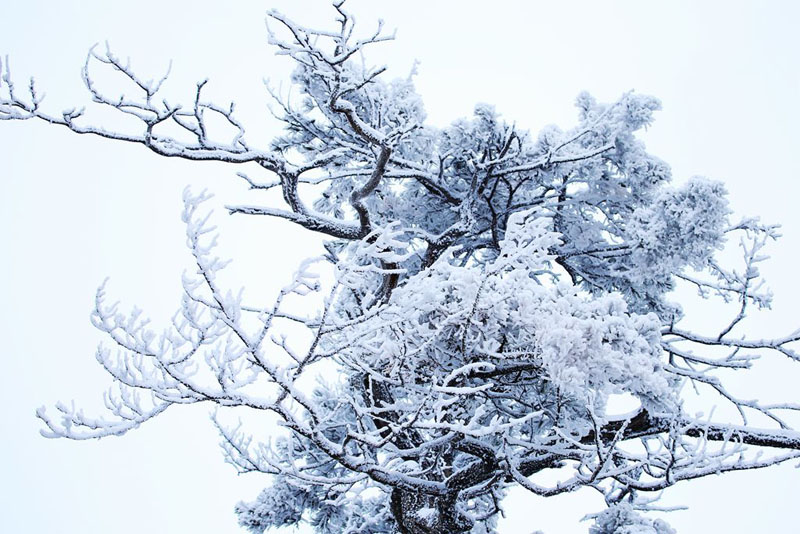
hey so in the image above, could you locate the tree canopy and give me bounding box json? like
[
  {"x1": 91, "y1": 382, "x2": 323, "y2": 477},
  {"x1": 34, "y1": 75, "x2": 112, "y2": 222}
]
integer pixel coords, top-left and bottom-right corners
[{"x1": 2, "y1": 2, "x2": 799, "y2": 533}]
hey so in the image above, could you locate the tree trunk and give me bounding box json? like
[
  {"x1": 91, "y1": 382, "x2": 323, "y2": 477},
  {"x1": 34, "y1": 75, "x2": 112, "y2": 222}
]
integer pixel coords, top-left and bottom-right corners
[{"x1": 390, "y1": 489, "x2": 474, "y2": 534}]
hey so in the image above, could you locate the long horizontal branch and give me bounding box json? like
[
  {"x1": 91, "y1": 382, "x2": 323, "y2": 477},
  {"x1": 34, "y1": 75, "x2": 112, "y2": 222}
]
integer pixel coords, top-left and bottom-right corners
[
  {"x1": 492, "y1": 143, "x2": 615, "y2": 178},
  {"x1": 226, "y1": 204, "x2": 362, "y2": 239},
  {"x1": 665, "y1": 327, "x2": 800, "y2": 361},
  {"x1": 598, "y1": 410, "x2": 800, "y2": 450},
  {"x1": 3, "y1": 104, "x2": 284, "y2": 166}
]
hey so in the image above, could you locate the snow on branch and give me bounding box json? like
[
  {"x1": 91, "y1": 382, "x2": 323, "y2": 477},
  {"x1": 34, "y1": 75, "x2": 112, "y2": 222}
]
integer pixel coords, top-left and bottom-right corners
[{"x1": 12, "y1": 2, "x2": 800, "y2": 532}]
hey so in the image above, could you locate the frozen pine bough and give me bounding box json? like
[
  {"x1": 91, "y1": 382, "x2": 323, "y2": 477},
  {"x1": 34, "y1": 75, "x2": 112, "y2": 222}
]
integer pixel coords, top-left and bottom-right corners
[{"x1": 3, "y1": 2, "x2": 799, "y2": 533}]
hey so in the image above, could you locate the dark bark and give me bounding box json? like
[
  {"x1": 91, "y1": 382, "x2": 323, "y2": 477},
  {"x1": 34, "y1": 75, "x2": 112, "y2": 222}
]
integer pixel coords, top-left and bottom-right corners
[
  {"x1": 595, "y1": 410, "x2": 800, "y2": 450},
  {"x1": 390, "y1": 488, "x2": 473, "y2": 534}
]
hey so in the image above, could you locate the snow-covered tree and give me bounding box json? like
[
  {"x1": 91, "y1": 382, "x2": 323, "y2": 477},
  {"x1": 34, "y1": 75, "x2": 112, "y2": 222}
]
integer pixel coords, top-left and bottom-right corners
[{"x1": 3, "y1": 2, "x2": 799, "y2": 532}]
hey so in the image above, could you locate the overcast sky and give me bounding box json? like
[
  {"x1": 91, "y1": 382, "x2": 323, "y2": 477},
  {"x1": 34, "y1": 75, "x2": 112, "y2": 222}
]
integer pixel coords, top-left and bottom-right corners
[{"x1": 2, "y1": 1, "x2": 799, "y2": 533}]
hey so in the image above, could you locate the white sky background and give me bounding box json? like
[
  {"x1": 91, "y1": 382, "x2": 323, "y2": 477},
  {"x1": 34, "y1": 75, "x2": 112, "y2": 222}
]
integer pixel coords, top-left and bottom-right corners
[{"x1": 1, "y1": 1, "x2": 799, "y2": 532}]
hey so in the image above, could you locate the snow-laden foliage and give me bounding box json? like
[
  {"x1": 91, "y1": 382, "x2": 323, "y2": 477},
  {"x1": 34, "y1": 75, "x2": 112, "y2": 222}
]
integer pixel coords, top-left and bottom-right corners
[
  {"x1": 4, "y1": 2, "x2": 800, "y2": 533},
  {"x1": 236, "y1": 474, "x2": 391, "y2": 534},
  {"x1": 589, "y1": 503, "x2": 675, "y2": 534}
]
